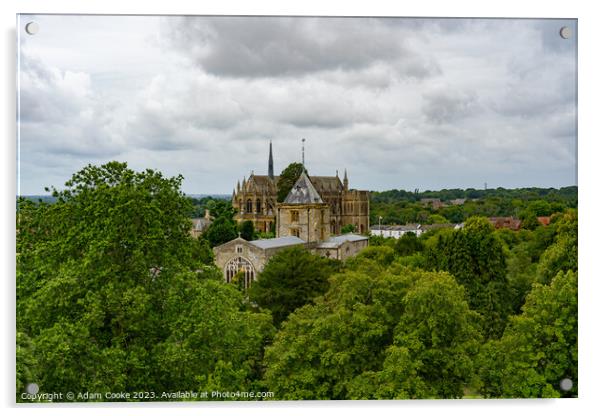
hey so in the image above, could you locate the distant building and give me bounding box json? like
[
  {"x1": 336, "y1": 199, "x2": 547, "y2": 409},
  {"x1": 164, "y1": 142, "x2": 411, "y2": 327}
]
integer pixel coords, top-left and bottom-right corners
[
  {"x1": 370, "y1": 224, "x2": 423, "y2": 238},
  {"x1": 370, "y1": 222, "x2": 462, "y2": 239},
  {"x1": 190, "y1": 209, "x2": 213, "y2": 238},
  {"x1": 449, "y1": 198, "x2": 467, "y2": 206},
  {"x1": 489, "y1": 217, "x2": 522, "y2": 231},
  {"x1": 420, "y1": 198, "x2": 445, "y2": 209},
  {"x1": 537, "y1": 216, "x2": 552, "y2": 226}
]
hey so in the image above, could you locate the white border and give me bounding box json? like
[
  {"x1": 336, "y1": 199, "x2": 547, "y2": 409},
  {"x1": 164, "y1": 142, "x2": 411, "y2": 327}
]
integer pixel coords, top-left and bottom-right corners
[{"x1": 3, "y1": 1, "x2": 600, "y2": 415}]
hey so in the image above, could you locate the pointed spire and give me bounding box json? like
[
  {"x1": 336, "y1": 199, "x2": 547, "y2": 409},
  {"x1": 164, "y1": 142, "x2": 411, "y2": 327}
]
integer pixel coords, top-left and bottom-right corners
[
  {"x1": 268, "y1": 140, "x2": 274, "y2": 180},
  {"x1": 343, "y1": 169, "x2": 349, "y2": 191},
  {"x1": 237, "y1": 180, "x2": 240, "y2": 192},
  {"x1": 301, "y1": 138, "x2": 306, "y2": 169}
]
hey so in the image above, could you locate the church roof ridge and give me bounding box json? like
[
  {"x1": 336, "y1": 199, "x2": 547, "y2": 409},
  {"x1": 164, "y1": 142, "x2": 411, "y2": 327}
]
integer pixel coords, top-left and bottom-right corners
[{"x1": 283, "y1": 171, "x2": 324, "y2": 204}]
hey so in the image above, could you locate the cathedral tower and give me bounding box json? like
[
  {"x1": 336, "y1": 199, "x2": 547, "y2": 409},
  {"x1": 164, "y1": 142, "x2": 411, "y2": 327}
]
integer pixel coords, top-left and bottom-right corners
[{"x1": 276, "y1": 171, "x2": 330, "y2": 243}]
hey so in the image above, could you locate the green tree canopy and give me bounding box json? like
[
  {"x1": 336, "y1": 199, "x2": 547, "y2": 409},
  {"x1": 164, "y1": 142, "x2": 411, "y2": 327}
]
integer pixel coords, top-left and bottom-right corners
[
  {"x1": 424, "y1": 216, "x2": 511, "y2": 338},
  {"x1": 535, "y1": 210, "x2": 577, "y2": 285},
  {"x1": 351, "y1": 273, "x2": 482, "y2": 399},
  {"x1": 238, "y1": 220, "x2": 255, "y2": 241},
  {"x1": 249, "y1": 246, "x2": 339, "y2": 326},
  {"x1": 394, "y1": 232, "x2": 424, "y2": 257},
  {"x1": 16, "y1": 162, "x2": 272, "y2": 400},
  {"x1": 276, "y1": 162, "x2": 304, "y2": 202},
  {"x1": 263, "y1": 264, "x2": 481, "y2": 399},
  {"x1": 477, "y1": 270, "x2": 577, "y2": 398}
]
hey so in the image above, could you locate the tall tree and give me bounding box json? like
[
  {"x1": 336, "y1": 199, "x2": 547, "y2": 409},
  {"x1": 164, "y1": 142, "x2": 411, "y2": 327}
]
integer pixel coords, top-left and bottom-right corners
[
  {"x1": 276, "y1": 162, "x2": 304, "y2": 202},
  {"x1": 477, "y1": 270, "x2": 578, "y2": 398},
  {"x1": 352, "y1": 273, "x2": 482, "y2": 399},
  {"x1": 238, "y1": 220, "x2": 255, "y2": 241},
  {"x1": 249, "y1": 246, "x2": 339, "y2": 326},
  {"x1": 424, "y1": 216, "x2": 511, "y2": 338},
  {"x1": 535, "y1": 210, "x2": 577, "y2": 285},
  {"x1": 16, "y1": 162, "x2": 272, "y2": 400},
  {"x1": 263, "y1": 264, "x2": 481, "y2": 399}
]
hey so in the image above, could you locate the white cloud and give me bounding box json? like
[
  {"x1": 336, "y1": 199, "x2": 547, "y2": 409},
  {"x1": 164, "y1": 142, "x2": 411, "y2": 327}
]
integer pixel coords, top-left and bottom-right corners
[{"x1": 17, "y1": 15, "x2": 577, "y2": 195}]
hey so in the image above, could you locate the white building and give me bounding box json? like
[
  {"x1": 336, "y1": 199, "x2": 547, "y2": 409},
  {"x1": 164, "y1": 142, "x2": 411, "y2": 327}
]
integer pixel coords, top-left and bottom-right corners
[
  {"x1": 370, "y1": 224, "x2": 423, "y2": 239},
  {"x1": 370, "y1": 223, "x2": 464, "y2": 239}
]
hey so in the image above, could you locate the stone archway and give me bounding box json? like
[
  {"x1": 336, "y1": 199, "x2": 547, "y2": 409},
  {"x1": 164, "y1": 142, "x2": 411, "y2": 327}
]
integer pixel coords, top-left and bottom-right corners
[{"x1": 225, "y1": 256, "x2": 256, "y2": 289}]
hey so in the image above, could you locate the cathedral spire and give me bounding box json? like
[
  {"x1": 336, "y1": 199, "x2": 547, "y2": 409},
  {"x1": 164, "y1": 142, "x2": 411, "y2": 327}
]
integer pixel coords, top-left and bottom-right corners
[
  {"x1": 343, "y1": 169, "x2": 349, "y2": 191},
  {"x1": 268, "y1": 140, "x2": 274, "y2": 180}
]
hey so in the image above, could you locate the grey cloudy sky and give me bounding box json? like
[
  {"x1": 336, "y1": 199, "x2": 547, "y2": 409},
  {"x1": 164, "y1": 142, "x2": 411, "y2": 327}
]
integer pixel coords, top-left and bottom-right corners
[{"x1": 17, "y1": 15, "x2": 577, "y2": 195}]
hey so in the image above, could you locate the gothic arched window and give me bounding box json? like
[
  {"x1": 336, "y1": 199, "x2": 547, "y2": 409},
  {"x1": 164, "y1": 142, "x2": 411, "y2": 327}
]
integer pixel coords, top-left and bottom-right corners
[
  {"x1": 246, "y1": 199, "x2": 253, "y2": 213},
  {"x1": 256, "y1": 199, "x2": 261, "y2": 214},
  {"x1": 225, "y1": 256, "x2": 256, "y2": 289}
]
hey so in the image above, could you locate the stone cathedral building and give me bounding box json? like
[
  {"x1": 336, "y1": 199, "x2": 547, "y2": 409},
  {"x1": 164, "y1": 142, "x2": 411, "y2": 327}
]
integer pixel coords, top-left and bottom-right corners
[
  {"x1": 231, "y1": 142, "x2": 370, "y2": 234},
  {"x1": 213, "y1": 142, "x2": 370, "y2": 288}
]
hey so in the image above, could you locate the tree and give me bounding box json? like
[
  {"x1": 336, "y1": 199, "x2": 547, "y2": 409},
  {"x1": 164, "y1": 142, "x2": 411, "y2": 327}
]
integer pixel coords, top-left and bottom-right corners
[
  {"x1": 477, "y1": 270, "x2": 577, "y2": 398},
  {"x1": 263, "y1": 268, "x2": 418, "y2": 399},
  {"x1": 152, "y1": 273, "x2": 273, "y2": 394},
  {"x1": 424, "y1": 216, "x2": 511, "y2": 338},
  {"x1": 238, "y1": 220, "x2": 255, "y2": 241},
  {"x1": 535, "y1": 210, "x2": 577, "y2": 285},
  {"x1": 16, "y1": 162, "x2": 272, "y2": 400},
  {"x1": 204, "y1": 216, "x2": 238, "y2": 247},
  {"x1": 249, "y1": 246, "x2": 339, "y2": 326},
  {"x1": 520, "y1": 211, "x2": 541, "y2": 230},
  {"x1": 263, "y1": 265, "x2": 481, "y2": 399},
  {"x1": 353, "y1": 273, "x2": 481, "y2": 399},
  {"x1": 341, "y1": 224, "x2": 356, "y2": 234},
  {"x1": 276, "y1": 162, "x2": 304, "y2": 202},
  {"x1": 16, "y1": 332, "x2": 38, "y2": 400},
  {"x1": 394, "y1": 232, "x2": 423, "y2": 257}
]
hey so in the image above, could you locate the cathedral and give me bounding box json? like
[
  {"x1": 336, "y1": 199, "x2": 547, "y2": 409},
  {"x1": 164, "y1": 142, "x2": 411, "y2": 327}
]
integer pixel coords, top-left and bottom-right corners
[
  {"x1": 213, "y1": 142, "x2": 370, "y2": 288},
  {"x1": 231, "y1": 142, "x2": 370, "y2": 235}
]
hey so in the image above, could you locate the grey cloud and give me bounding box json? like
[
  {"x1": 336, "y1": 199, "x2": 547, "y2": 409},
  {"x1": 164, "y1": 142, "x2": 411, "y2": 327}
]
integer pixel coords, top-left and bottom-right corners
[
  {"x1": 164, "y1": 16, "x2": 440, "y2": 81},
  {"x1": 18, "y1": 52, "x2": 125, "y2": 159},
  {"x1": 18, "y1": 15, "x2": 577, "y2": 195},
  {"x1": 422, "y1": 87, "x2": 478, "y2": 124}
]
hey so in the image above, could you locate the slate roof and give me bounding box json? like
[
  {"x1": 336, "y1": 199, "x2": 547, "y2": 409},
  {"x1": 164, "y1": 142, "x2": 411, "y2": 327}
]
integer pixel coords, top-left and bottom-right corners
[
  {"x1": 311, "y1": 176, "x2": 343, "y2": 194},
  {"x1": 317, "y1": 233, "x2": 368, "y2": 249},
  {"x1": 248, "y1": 174, "x2": 279, "y2": 189},
  {"x1": 284, "y1": 171, "x2": 324, "y2": 204},
  {"x1": 249, "y1": 236, "x2": 305, "y2": 249}
]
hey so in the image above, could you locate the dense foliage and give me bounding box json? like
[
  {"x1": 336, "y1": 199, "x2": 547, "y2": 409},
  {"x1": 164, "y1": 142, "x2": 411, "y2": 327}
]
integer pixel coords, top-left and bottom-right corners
[
  {"x1": 370, "y1": 186, "x2": 577, "y2": 226},
  {"x1": 477, "y1": 270, "x2": 577, "y2": 398},
  {"x1": 263, "y1": 264, "x2": 481, "y2": 399},
  {"x1": 249, "y1": 246, "x2": 340, "y2": 326},
  {"x1": 276, "y1": 162, "x2": 305, "y2": 202},
  {"x1": 424, "y1": 217, "x2": 511, "y2": 338},
  {"x1": 16, "y1": 163, "x2": 578, "y2": 401},
  {"x1": 16, "y1": 162, "x2": 273, "y2": 401}
]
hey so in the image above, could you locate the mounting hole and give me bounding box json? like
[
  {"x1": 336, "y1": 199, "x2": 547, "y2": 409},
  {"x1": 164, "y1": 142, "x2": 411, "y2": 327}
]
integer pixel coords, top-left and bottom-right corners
[
  {"x1": 559, "y1": 26, "x2": 571, "y2": 39},
  {"x1": 26, "y1": 382, "x2": 39, "y2": 395},
  {"x1": 25, "y1": 22, "x2": 39, "y2": 35},
  {"x1": 559, "y1": 378, "x2": 573, "y2": 391}
]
